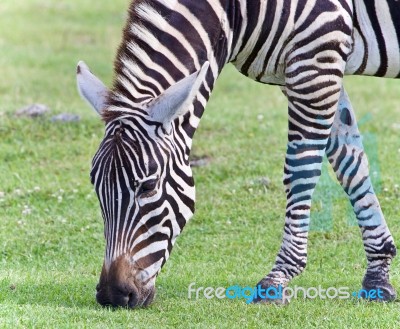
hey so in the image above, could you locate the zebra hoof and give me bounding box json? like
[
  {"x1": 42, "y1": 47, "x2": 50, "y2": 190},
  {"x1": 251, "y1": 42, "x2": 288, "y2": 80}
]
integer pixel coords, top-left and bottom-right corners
[
  {"x1": 362, "y1": 274, "x2": 397, "y2": 302},
  {"x1": 251, "y1": 277, "x2": 290, "y2": 305}
]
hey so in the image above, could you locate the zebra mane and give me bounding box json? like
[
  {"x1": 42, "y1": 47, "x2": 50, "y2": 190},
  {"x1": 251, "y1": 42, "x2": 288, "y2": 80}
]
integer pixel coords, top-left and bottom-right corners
[
  {"x1": 101, "y1": 110, "x2": 126, "y2": 123},
  {"x1": 104, "y1": 0, "x2": 185, "y2": 123},
  {"x1": 103, "y1": 0, "x2": 152, "y2": 123}
]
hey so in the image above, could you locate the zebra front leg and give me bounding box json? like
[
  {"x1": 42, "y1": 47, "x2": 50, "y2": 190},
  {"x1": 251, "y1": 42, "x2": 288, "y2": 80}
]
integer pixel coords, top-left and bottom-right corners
[
  {"x1": 326, "y1": 88, "x2": 396, "y2": 301},
  {"x1": 253, "y1": 84, "x2": 342, "y2": 304}
]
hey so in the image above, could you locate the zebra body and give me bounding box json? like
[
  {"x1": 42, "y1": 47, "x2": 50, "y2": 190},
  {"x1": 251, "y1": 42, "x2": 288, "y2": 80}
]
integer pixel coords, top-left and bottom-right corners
[
  {"x1": 234, "y1": 0, "x2": 400, "y2": 83},
  {"x1": 77, "y1": 0, "x2": 398, "y2": 307}
]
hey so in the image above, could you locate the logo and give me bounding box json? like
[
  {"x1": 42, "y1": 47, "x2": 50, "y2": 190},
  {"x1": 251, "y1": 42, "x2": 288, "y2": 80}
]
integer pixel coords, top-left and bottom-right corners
[{"x1": 188, "y1": 283, "x2": 384, "y2": 303}]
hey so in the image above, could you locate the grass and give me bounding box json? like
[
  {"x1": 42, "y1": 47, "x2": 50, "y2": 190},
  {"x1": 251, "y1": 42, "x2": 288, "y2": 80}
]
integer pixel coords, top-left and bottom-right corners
[{"x1": 1, "y1": 0, "x2": 400, "y2": 328}]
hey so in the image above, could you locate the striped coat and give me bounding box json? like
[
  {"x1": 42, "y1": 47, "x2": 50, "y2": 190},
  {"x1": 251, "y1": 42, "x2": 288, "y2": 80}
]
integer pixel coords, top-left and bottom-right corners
[{"x1": 77, "y1": 0, "x2": 399, "y2": 307}]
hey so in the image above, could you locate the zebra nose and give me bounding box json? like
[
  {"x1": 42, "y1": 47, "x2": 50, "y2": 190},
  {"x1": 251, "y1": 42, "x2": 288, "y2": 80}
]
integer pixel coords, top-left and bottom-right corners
[{"x1": 96, "y1": 284, "x2": 137, "y2": 308}]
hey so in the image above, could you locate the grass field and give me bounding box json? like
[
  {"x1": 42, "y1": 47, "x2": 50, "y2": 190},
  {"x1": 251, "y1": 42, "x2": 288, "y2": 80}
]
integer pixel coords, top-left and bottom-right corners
[{"x1": 1, "y1": 1, "x2": 400, "y2": 328}]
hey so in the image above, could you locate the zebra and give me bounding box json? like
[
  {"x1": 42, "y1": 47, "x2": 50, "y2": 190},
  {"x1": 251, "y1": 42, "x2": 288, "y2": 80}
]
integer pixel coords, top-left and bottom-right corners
[{"x1": 77, "y1": 0, "x2": 398, "y2": 308}]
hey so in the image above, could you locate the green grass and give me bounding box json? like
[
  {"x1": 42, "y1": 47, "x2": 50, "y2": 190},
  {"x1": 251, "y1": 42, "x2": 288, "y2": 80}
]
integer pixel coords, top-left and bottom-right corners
[{"x1": 1, "y1": 0, "x2": 400, "y2": 328}]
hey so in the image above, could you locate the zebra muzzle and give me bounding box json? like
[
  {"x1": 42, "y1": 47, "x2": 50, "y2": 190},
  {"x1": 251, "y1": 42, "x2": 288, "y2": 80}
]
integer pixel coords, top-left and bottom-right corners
[{"x1": 95, "y1": 256, "x2": 156, "y2": 308}]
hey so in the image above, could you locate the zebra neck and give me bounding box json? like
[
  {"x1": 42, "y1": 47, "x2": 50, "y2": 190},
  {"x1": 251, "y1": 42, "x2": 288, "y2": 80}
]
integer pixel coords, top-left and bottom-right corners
[{"x1": 106, "y1": 0, "x2": 242, "y2": 140}]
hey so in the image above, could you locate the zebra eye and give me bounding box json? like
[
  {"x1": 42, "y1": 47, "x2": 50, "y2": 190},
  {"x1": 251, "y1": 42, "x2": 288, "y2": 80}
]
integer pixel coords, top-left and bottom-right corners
[{"x1": 138, "y1": 179, "x2": 158, "y2": 197}]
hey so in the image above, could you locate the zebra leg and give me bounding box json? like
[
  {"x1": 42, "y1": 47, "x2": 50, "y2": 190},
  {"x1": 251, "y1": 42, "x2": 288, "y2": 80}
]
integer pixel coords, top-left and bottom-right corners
[
  {"x1": 253, "y1": 80, "x2": 344, "y2": 304},
  {"x1": 326, "y1": 88, "x2": 396, "y2": 301}
]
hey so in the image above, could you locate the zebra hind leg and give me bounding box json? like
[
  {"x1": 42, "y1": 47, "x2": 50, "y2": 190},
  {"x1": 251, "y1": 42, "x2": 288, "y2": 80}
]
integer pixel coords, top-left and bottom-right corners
[
  {"x1": 326, "y1": 87, "x2": 396, "y2": 301},
  {"x1": 253, "y1": 87, "x2": 396, "y2": 305}
]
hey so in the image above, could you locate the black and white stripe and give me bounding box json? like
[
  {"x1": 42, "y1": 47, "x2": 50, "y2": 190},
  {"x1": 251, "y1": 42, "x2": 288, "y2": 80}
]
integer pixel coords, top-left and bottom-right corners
[{"x1": 77, "y1": 0, "x2": 399, "y2": 307}]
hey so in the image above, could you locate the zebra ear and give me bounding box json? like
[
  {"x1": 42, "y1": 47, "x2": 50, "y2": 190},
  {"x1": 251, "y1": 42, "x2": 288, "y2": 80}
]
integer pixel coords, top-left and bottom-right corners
[
  {"x1": 76, "y1": 61, "x2": 108, "y2": 115},
  {"x1": 148, "y1": 61, "x2": 209, "y2": 132}
]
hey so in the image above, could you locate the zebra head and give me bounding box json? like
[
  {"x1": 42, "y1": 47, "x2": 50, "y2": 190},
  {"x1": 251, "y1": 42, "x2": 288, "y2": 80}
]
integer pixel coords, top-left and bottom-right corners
[{"x1": 77, "y1": 61, "x2": 209, "y2": 308}]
